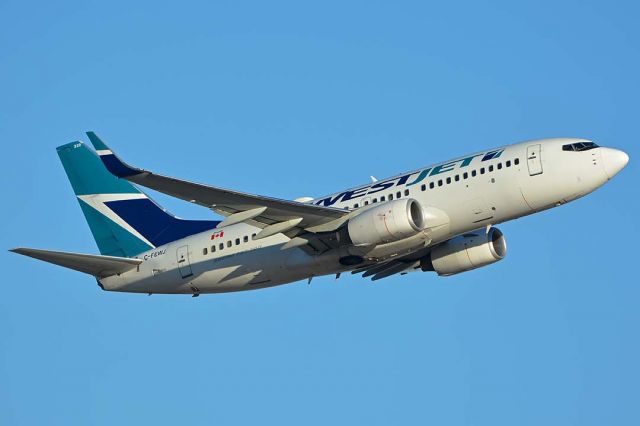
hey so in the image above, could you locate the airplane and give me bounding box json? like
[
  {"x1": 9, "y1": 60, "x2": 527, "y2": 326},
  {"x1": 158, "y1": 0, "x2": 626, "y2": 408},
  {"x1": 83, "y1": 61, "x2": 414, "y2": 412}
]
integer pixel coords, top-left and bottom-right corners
[{"x1": 11, "y1": 132, "x2": 629, "y2": 296}]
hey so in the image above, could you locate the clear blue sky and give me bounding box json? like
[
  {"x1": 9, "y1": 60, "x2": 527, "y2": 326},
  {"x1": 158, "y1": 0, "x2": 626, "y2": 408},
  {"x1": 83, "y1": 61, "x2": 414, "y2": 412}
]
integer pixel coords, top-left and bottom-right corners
[{"x1": 1, "y1": 1, "x2": 638, "y2": 425}]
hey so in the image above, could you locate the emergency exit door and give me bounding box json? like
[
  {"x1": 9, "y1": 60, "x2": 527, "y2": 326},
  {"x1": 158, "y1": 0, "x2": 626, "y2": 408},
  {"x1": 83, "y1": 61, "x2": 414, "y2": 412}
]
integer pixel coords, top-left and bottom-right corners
[
  {"x1": 527, "y1": 144, "x2": 543, "y2": 176},
  {"x1": 176, "y1": 245, "x2": 193, "y2": 278}
]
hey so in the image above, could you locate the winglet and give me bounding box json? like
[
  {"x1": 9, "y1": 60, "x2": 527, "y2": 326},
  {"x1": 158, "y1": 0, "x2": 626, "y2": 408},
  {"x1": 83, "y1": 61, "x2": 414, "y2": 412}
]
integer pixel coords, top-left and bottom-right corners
[
  {"x1": 86, "y1": 131, "x2": 143, "y2": 178},
  {"x1": 86, "y1": 131, "x2": 110, "y2": 150}
]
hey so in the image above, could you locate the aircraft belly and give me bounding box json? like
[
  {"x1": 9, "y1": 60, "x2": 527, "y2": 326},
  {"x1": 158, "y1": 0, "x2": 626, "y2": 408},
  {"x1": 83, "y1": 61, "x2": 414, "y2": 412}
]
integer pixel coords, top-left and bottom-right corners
[
  {"x1": 434, "y1": 174, "x2": 533, "y2": 235},
  {"x1": 518, "y1": 166, "x2": 576, "y2": 211},
  {"x1": 488, "y1": 182, "x2": 534, "y2": 222},
  {"x1": 190, "y1": 249, "x2": 272, "y2": 292}
]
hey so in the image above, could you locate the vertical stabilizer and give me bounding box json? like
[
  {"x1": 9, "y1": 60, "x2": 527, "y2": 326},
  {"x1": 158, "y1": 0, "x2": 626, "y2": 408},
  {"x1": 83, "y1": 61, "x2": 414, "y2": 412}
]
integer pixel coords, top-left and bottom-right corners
[{"x1": 57, "y1": 139, "x2": 218, "y2": 257}]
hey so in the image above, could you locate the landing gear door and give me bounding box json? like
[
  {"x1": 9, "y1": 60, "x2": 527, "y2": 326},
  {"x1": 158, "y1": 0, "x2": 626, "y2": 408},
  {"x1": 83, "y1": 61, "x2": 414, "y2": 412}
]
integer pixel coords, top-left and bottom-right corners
[
  {"x1": 527, "y1": 144, "x2": 543, "y2": 176},
  {"x1": 176, "y1": 245, "x2": 193, "y2": 278}
]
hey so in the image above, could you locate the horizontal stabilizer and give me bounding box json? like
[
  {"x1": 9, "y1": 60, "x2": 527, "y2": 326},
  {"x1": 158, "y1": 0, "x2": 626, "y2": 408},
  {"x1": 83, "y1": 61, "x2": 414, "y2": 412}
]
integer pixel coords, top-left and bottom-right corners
[{"x1": 10, "y1": 248, "x2": 142, "y2": 278}]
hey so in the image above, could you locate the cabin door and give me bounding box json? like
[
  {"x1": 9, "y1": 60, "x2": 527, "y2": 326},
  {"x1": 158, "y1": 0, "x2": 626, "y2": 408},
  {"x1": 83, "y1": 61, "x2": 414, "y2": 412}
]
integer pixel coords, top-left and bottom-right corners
[
  {"x1": 176, "y1": 245, "x2": 193, "y2": 278},
  {"x1": 527, "y1": 144, "x2": 543, "y2": 176}
]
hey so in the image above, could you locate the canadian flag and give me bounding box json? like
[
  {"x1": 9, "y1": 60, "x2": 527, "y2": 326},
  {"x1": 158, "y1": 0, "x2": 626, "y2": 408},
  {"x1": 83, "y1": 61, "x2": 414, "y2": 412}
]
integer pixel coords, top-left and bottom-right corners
[{"x1": 210, "y1": 231, "x2": 224, "y2": 240}]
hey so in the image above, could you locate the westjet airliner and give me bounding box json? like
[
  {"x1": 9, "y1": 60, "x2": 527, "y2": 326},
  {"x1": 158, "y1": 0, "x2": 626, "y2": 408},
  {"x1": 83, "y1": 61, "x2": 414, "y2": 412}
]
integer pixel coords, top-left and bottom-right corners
[{"x1": 11, "y1": 133, "x2": 628, "y2": 295}]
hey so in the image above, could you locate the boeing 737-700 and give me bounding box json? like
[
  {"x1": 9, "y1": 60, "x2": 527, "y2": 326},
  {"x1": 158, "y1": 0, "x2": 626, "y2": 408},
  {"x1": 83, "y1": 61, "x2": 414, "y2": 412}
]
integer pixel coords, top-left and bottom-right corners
[{"x1": 11, "y1": 133, "x2": 629, "y2": 296}]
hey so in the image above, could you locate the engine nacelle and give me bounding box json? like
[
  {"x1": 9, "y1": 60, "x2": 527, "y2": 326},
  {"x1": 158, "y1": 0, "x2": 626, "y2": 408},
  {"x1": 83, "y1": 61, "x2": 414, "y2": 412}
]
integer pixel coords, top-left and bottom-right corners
[
  {"x1": 348, "y1": 198, "x2": 425, "y2": 246},
  {"x1": 421, "y1": 227, "x2": 507, "y2": 276}
]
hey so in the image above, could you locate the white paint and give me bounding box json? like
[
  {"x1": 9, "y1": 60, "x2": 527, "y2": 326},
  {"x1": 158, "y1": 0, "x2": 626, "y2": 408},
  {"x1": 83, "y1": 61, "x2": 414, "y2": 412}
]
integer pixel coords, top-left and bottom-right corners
[{"x1": 90, "y1": 137, "x2": 627, "y2": 294}]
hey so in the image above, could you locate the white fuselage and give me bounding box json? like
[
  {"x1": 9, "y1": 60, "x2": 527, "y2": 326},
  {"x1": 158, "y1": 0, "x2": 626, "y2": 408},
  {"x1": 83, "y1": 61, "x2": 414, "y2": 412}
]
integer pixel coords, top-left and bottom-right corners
[{"x1": 99, "y1": 138, "x2": 624, "y2": 294}]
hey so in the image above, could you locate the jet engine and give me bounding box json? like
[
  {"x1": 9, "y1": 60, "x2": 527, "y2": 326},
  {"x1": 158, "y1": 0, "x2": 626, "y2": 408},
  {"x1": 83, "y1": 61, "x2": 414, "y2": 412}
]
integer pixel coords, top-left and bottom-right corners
[
  {"x1": 421, "y1": 227, "x2": 507, "y2": 275},
  {"x1": 348, "y1": 198, "x2": 425, "y2": 246}
]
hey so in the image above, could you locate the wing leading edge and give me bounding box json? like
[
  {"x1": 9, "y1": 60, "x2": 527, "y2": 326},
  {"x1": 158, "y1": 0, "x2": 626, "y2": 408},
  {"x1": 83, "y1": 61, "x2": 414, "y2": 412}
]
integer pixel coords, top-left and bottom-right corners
[{"x1": 87, "y1": 132, "x2": 348, "y2": 238}]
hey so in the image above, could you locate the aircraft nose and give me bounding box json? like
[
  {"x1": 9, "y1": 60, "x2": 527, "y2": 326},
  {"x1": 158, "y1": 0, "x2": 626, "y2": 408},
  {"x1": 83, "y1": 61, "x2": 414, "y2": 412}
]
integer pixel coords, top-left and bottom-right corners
[{"x1": 600, "y1": 147, "x2": 629, "y2": 179}]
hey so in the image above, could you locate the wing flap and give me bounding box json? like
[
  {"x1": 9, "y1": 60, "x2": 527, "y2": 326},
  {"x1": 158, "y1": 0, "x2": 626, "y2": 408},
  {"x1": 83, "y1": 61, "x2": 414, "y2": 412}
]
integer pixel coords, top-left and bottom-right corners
[
  {"x1": 354, "y1": 260, "x2": 417, "y2": 281},
  {"x1": 10, "y1": 248, "x2": 143, "y2": 278}
]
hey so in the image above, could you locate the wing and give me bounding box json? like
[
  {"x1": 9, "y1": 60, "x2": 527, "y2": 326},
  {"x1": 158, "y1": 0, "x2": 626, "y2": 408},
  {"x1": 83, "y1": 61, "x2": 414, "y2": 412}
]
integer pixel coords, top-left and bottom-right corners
[{"x1": 87, "y1": 132, "x2": 349, "y2": 242}]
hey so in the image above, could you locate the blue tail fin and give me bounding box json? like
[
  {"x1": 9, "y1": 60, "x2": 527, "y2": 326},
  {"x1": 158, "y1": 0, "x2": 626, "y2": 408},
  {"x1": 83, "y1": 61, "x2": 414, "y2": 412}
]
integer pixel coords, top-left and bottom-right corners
[{"x1": 57, "y1": 138, "x2": 219, "y2": 257}]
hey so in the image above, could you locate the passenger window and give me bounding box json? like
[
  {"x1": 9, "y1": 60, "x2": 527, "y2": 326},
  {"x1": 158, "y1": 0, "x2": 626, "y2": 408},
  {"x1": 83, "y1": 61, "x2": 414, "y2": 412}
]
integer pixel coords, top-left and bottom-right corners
[
  {"x1": 227, "y1": 240, "x2": 232, "y2": 248},
  {"x1": 380, "y1": 195, "x2": 386, "y2": 202},
  {"x1": 480, "y1": 168, "x2": 485, "y2": 174},
  {"x1": 203, "y1": 247, "x2": 208, "y2": 255},
  {"x1": 455, "y1": 175, "x2": 460, "y2": 182},
  {"x1": 404, "y1": 189, "x2": 409, "y2": 196},
  {"x1": 421, "y1": 184, "x2": 426, "y2": 191},
  {"x1": 446, "y1": 177, "x2": 451, "y2": 184},
  {"x1": 472, "y1": 170, "x2": 477, "y2": 177},
  {"x1": 219, "y1": 243, "x2": 224, "y2": 250},
  {"x1": 364, "y1": 200, "x2": 369, "y2": 205},
  {"x1": 388, "y1": 194, "x2": 393, "y2": 200},
  {"x1": 235, "y1": 238, "x2": 240, "y2": 245},
  {"x1": 243, "y1": 236, "x2": 248, "y2": 243},
  {"x1": 354, "y1": 203, "x2": 359, "y2": 208},
  {"x1": 429, "y1": 182, "x2": 435, "y2": 189},
  {"x1": 438, "y1": 179, "x2": 443, "y2": 187},
  {"x1": 396, "y1": 191, "x2": 401, "y2": 198},
  {"x1": 514, "y1": 158, "x2": 520, "y2": 165},
  {"x1": 372, "y1": 198, "x2": 378, "y2": 203},
  {"x1": 489, "y1": 165, "x2": 494, "y2": 172},
  {"x1": 211, "y1": 245, "x2": 216, "y2": 252},
  {"x1": 506, "y1": 160, "x2": 511, "y2": 167},
  {"x1": 463, "y1": 172, "x2": 468, "y2": 179},
  {"x1": 497, "y1": 163, "x2": 502, "y2": 170},
  {"x1": 252, "y1": 233, "x2": 256, "y2": 239}
]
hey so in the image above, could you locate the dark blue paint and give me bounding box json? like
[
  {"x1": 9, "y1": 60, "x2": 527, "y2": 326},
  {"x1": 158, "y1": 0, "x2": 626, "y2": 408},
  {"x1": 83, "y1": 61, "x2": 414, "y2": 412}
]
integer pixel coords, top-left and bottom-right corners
[
  {"x1": 101, "y1": 154, "x2": 141, "y2": 178},
  {"x1": 105, "y1": 198, "x2": 220, "y2": 247}
]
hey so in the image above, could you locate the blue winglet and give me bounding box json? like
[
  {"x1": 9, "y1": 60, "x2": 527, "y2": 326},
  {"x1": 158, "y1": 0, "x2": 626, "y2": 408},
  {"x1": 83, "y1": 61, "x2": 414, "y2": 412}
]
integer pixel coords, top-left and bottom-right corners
[{"x1": 86, "y1": 131, "x2": 142, "y2": 178}]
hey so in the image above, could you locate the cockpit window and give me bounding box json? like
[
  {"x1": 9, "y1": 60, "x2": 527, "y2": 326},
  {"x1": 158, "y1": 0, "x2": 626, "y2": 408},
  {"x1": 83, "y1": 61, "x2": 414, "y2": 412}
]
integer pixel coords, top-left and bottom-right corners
[{"x1": 562, "y1": 142, "x2": 599, "y2": 152}]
